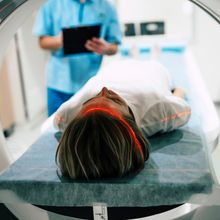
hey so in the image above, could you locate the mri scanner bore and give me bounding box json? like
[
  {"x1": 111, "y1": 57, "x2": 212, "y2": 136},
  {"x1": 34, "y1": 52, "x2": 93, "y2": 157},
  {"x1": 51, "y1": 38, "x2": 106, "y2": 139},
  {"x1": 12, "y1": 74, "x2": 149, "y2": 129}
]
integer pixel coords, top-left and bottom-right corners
[{"x1": 1, "y1": 0, "x2": 220, "y2": 220}]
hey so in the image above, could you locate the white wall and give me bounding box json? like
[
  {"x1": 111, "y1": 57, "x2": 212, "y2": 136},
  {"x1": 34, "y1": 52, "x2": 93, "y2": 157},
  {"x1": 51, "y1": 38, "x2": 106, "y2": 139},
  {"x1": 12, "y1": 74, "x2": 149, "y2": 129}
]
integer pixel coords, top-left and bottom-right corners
[
  {"x1": 117, "y1": 0, "x2": 194, "y2": 41},
  {"x1": 191, "y1": 6, "x2": 220, "y2": 102}
]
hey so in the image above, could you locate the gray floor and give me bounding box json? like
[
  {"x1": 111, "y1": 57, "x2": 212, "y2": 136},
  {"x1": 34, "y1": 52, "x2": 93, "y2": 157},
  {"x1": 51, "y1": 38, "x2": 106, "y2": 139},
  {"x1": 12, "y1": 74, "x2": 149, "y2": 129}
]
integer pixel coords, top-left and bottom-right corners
[{"x1": 5, "y1": 112, "x2": 47, "y2": 161}]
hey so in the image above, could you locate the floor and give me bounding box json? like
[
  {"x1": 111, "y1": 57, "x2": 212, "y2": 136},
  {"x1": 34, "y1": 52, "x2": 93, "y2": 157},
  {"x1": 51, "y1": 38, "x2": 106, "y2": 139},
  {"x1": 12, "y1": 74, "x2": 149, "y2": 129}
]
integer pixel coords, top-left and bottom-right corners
[{"x1": 5, "y1": 112, "x2": 47, "y2": 161}]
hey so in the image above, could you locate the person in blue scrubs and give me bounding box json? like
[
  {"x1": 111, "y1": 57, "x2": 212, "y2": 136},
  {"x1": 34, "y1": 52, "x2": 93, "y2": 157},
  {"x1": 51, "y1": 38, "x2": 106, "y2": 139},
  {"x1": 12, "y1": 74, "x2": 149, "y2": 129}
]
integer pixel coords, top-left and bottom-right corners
[{"x1": 33, "y1": 0, "x2": 122, "y2": 116}]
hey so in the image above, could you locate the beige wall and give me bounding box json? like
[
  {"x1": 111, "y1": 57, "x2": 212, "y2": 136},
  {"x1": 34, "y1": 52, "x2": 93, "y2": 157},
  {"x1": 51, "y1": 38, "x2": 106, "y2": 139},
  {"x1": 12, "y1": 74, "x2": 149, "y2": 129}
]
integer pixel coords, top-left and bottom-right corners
[
  {"x1": 17, "y1": 12, "x2": 48, "y2": 120},
  {"x1": 0, "y1": 38, "x2": 26, "y2": 129},
  {"x1": 0, "y1": 58, "x2": 15, "y2": 129}
]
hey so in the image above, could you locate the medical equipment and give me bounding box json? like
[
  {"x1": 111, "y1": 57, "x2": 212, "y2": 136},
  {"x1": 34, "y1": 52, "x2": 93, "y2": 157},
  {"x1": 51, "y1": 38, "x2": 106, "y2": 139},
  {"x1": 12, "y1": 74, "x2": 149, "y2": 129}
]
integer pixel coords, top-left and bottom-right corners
[
  {"x1": 1, "y1": 47, "x2": 220, "y2": 219},
  {"x1": 1, "y1": 0, "x2": 220, "y2": 219}
]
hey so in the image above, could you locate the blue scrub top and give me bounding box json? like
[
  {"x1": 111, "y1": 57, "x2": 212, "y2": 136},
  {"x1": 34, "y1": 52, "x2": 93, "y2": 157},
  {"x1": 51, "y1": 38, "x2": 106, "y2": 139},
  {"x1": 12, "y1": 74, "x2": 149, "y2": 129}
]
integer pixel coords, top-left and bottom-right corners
[{"x1": 33, "y1": 0, "x2": 122, "y2": 94}]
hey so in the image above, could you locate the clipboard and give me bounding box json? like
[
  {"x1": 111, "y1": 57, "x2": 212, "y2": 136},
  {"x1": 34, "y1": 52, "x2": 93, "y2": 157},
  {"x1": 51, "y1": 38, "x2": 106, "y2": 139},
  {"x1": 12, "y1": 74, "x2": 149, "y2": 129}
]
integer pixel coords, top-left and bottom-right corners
[{"x1": 63, "y1": 24, "x2": 101, "y2": 55}]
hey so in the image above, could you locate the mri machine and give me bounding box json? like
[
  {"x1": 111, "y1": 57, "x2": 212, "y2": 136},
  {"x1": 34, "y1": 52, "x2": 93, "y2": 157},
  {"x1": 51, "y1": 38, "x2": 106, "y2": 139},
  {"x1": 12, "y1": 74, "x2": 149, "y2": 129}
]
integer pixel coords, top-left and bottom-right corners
[{"x1": 0, "y1": 0, "x2": 220, "y2": 219}]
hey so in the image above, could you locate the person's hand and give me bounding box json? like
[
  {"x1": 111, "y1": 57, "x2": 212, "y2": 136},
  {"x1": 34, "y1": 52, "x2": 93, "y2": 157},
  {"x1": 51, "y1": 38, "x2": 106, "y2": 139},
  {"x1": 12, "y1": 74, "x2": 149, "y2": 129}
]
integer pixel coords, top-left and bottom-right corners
[{"x1": 85, "y1": 38, "x2": 114, "y2": 55}]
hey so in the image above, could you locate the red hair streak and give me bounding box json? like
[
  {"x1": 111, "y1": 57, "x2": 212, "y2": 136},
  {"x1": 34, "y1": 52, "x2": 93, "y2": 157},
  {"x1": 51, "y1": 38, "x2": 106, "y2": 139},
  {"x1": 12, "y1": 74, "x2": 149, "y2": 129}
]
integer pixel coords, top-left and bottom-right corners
[{"x1": 83, "y1": 107, "x2": 144, "y2": 160}]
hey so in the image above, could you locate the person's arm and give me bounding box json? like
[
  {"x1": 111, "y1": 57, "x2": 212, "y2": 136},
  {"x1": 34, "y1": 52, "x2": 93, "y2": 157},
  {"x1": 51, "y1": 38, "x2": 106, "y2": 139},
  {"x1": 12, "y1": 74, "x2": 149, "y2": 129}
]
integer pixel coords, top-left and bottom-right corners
[
  {"x1": 39, "y1": 34, "x2": 63, "y2": 51},
  {"x1": 85, "y1": 37, "x2": 118, "y2": 55},
  {"x1": 161, "y1": 95, "x2": 191, "y2": 131},
  {"x1": 141, "y1": 94, "x2": 191, "y2": 137},
  {"x1": 33, "y1": 1, "x2": 59, "y2": 50}
]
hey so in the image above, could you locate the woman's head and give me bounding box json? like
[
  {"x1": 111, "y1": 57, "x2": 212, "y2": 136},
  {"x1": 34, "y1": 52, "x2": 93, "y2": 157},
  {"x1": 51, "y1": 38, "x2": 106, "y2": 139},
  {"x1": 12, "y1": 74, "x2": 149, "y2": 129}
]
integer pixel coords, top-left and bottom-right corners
[{"x1": 56, "y1": 87, "x2": 150, "y2": 179}]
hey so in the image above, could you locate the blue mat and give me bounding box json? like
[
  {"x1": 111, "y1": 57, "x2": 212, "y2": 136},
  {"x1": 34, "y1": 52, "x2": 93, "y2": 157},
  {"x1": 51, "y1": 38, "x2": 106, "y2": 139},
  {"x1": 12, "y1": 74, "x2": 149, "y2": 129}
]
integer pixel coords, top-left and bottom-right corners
[{"x1": 0, "y1": 52, "x2": 215, "y2": 207}]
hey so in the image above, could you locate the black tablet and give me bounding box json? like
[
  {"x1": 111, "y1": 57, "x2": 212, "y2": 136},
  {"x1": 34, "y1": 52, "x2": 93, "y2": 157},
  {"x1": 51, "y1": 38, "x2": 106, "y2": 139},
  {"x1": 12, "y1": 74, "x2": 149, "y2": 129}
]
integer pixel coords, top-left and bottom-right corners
[{"x1": 63, "y1": 24, "x2": 101, "y2": 55}]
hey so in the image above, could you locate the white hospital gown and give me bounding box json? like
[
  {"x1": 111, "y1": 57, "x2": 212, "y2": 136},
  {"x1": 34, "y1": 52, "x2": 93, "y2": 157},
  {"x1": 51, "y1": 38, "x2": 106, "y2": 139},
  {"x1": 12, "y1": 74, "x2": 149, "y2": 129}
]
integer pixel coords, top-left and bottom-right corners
[{"x1": 54, "y1": 59, "x2": 191, "y2": 136}]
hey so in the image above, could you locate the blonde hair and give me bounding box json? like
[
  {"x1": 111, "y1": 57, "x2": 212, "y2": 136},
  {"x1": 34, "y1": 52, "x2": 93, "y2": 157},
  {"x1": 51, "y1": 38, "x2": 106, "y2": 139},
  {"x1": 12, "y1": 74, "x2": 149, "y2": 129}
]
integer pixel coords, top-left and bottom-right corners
[{"x1": 56, "y1": 110, "x2": 150, "y2": 180}]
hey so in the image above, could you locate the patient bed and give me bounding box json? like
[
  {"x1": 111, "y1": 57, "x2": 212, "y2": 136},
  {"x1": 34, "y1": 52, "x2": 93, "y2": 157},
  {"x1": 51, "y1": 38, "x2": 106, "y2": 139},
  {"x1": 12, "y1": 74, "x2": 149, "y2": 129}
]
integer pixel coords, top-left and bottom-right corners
[{"x1": 0, "y1": 47, "x2": 220, "y2": 219}]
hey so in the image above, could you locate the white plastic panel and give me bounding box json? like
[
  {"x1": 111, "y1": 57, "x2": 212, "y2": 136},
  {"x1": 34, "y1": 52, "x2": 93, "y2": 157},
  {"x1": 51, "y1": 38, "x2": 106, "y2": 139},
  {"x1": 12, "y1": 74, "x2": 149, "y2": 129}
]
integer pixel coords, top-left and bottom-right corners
[{"x1": 189, "y1": 0, "x2": 220, "y2": 23}]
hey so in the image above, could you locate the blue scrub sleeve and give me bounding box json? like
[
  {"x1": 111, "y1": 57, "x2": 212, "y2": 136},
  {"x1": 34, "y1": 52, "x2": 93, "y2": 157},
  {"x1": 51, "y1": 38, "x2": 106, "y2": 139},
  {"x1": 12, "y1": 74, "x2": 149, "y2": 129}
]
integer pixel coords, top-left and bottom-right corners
[
  {"x1": 104, "y1": 3, "x2": 122, "y2": 44},
  {"x1": 33, "y1": 2, "x2": 53, "y2": 37}
]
